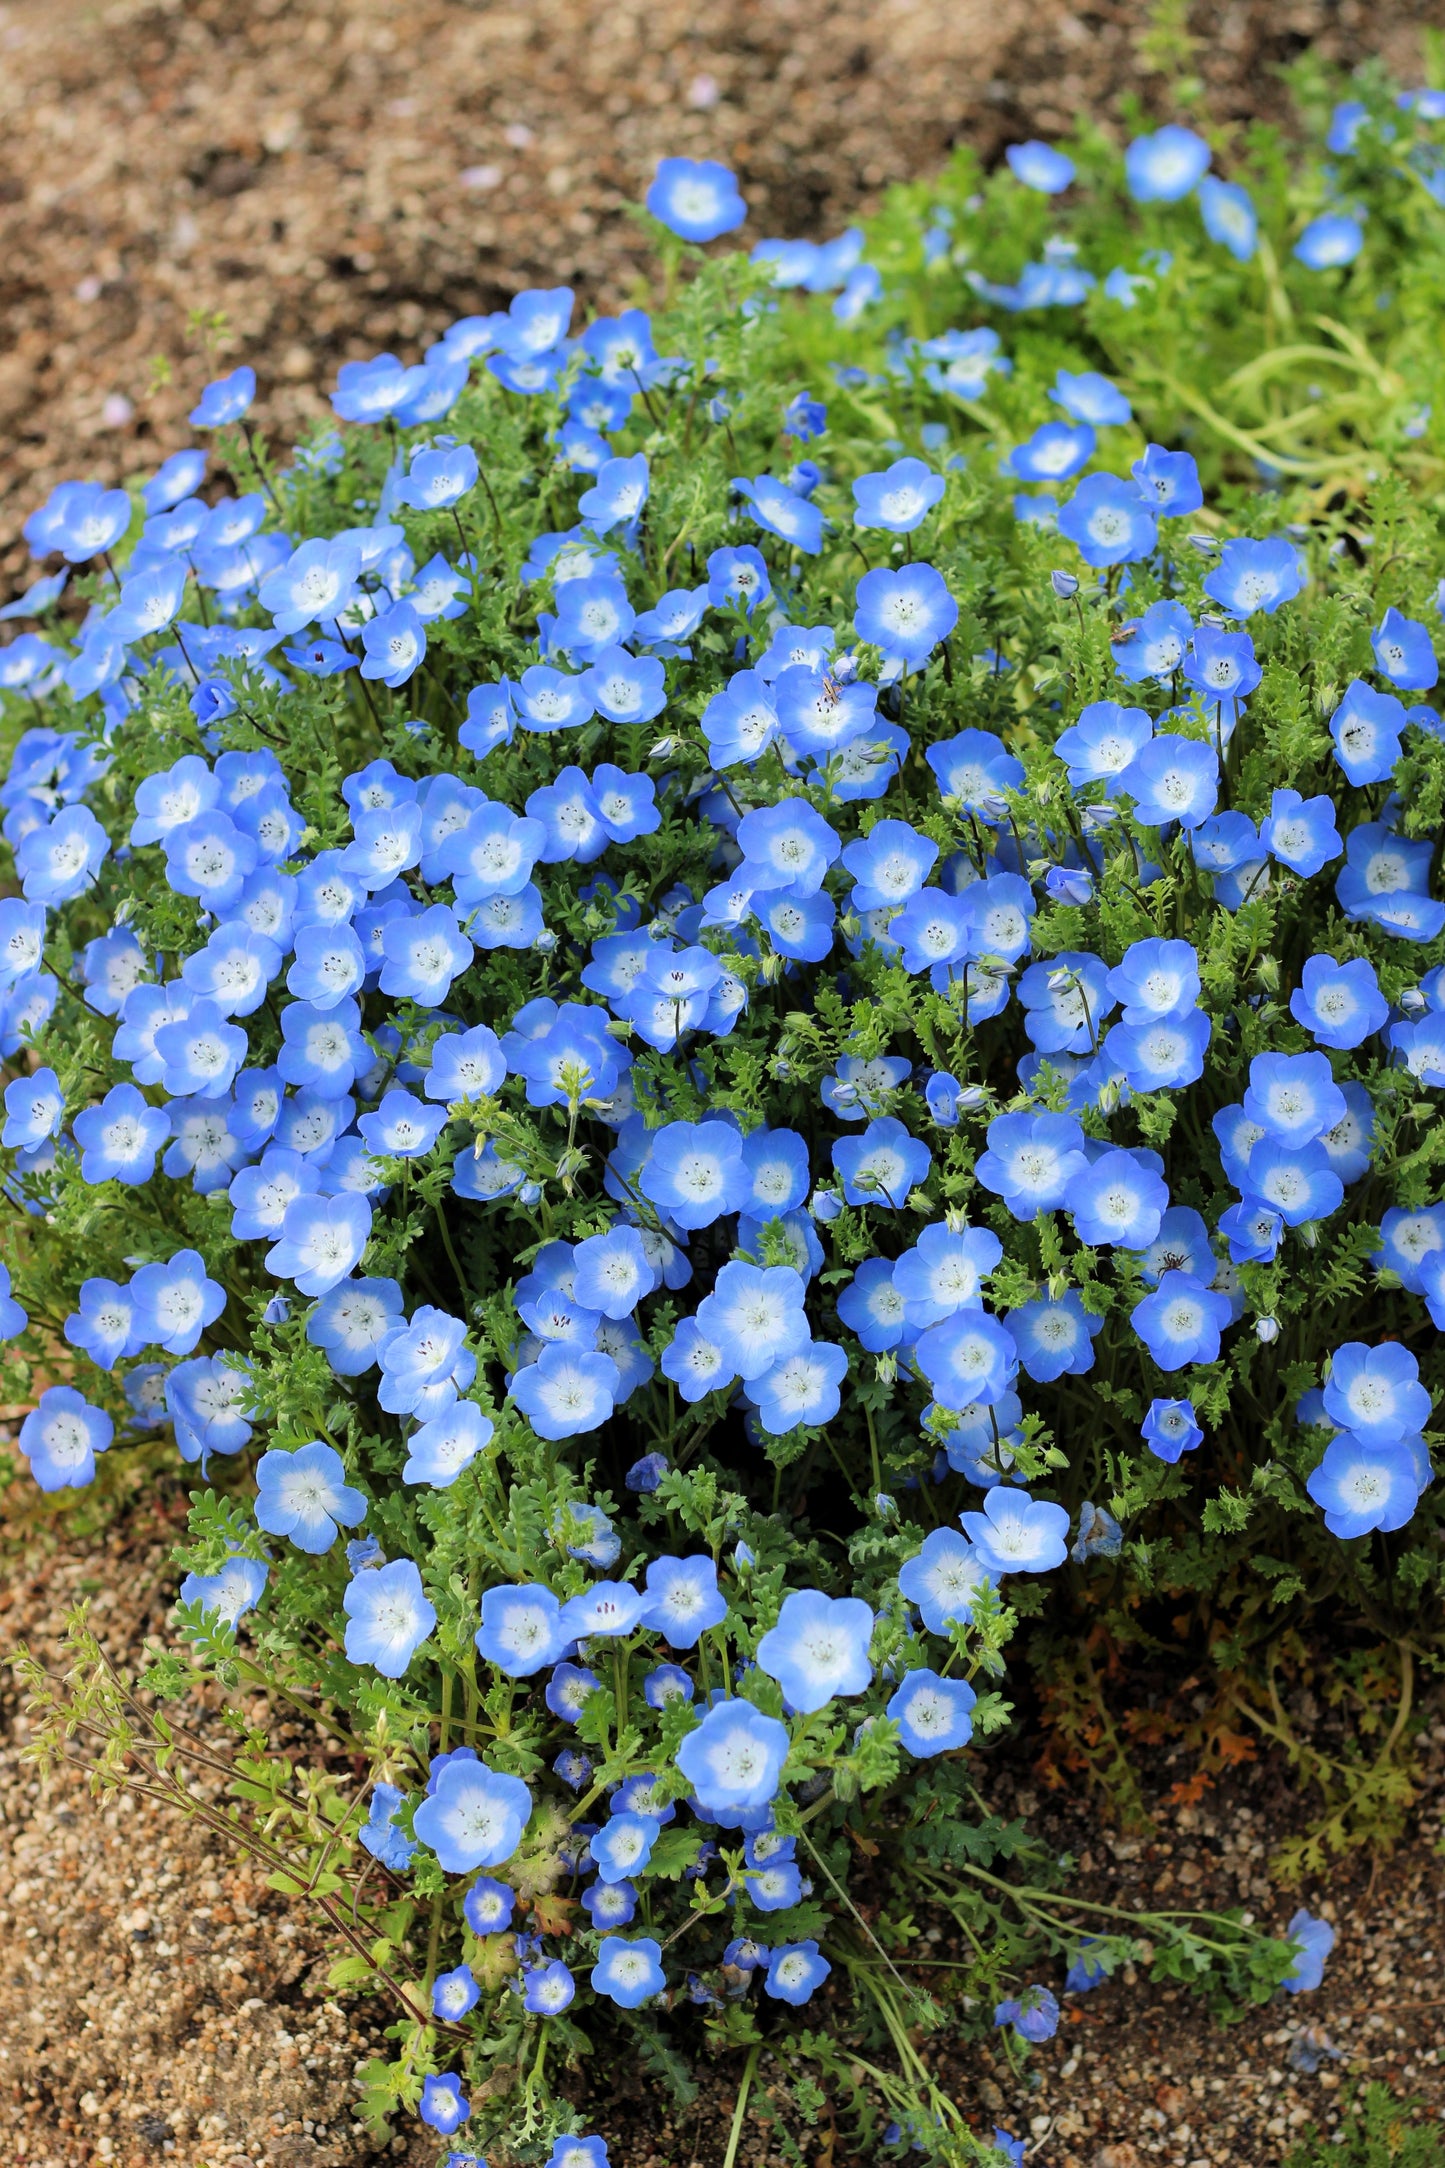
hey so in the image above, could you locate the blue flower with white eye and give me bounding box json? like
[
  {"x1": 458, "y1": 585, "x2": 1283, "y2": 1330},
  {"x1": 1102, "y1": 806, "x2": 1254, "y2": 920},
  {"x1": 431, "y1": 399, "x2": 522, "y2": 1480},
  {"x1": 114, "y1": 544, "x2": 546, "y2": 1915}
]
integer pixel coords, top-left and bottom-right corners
[
  {"x1": 418, "y1": 2074, "x2": 470, "y2": 2137},
  {"x1": 511, "y1": 1344, "x2": 620, "y2": 1439},
  {"x1": 1219, "y1": 1198, "x2": 1285, "y2": 1263},
  {"x1": 1295, "y1": 214, "x2": 1363, "y2": 268},
  {"x1": 0, "y1": 898, "x2": 47, "y2": 988},
  {"x1": 897, "y1": 1528, "x2": 997, "y2": 1632},
  {"x1": 744, "y1": 1860, "x2": 806, "y2": 1911},
  {"x1": 413, "y1": 1756, "x2": 531, "y2": 1873},
  {"x1": 1289, "y1": 955, "x2": 1387, "y2": 1049},
  {"x1": 750, "y1": 1340, "x2": 849, "y2": 1434},
  {"x1": 831, "y1": 1117, "x2": 931, "y2": 1208},
  {"x1": 1322, "y1": 1341, "x2": 1431, "y2": 1446},
  {"x1": 887, "y1": 1668, "x2": 978, "y2": 1757},
  {"x1": 840, "y1": 819, "x2": 938, "y2": 911},
  {"x1": 1247, "y1": 1140, "x2": 1344, "y2": 1226},
  {"x1": 1203, "y1": 536, "x2": 1306, "y2": 619},
  {"x1": 463, "y1": 1878, "x2": 516, "y2": 1936},
  {"x1": 189, "y1": 366, "x2": 255, "y2": 427},
  {"x1": 1306, "y1": 1436, "x2": 1421, "y2": 1537},
  {"x1": 0, "y1": 1265, "x2": 28, "y2": 1342},
  {"x1": 578, "y1": 453, "x2": 650, "y2": 536},
  {"x1": 764, "y1": 1942, "x2": 831, "y2": 2006},
  {"x1": 1006, "y1": 141, "x2": 1075, "y2": 192},
  {"x1": 378, "y1": 1307, "x2": 474, "y2": 1419},
  {"x1": 1060, "y1": 474, "x2": 1157, "y2": 567},
  {"x1": 343, "y1": 1557, "x2": 435, "y2": 1677},
  {"x1": 16, "y1": 804, "x2": 110, "y2": 904},
  {"x1": 154, "y1": 1000, "x2": 248, "y2": 1100},
  {"x1": 357, "y1": 1089, "x2": 448, "y2": 1160},
  {"x1": 2, "y1": 1065, "x2": 63, "y2": 1150},
  {"x1": 960, "y1": 1489, "x2": 1069, "y2": 1575},
  {"x1": 695, "y1": 1261, "x2": 809, "y2": 1380},
  {"x1": 1005, "y1": 421, "x2": 1095, "y2": 483},
  {"x1": 255, "y1": 1441, "x2": 366, "y2": 1554},
  {"x1": 1198, "y1": 176, "x2": 1258, "y2": 260},
  {"x1": 180, "y1": 1553, "x2": 268, "y2": 1631},
  {"x1": 1372, "y1": 606, "x2": 1438, "y2": 691},
  {"x1": 854, "y1": 562, "x2": 957, "y2": 670},
  {"x1": 646, "y1": 157, "x2": 746, "y2": 241},
  {"x1": 402, "y1": 1402, "x2": 494, "y2": 1488},
  {"x1": 731, "y1": 474, "x2": 824, "y2": 554},
  {"x1": 1119, "y1": 733, "x2": 1219, "y2": 829},
  {"x1": 1130, "y1": 1270, "x2": 1233, "y2": 1370},
  {"x1": 1328, "y1": 679, "x2": 1406, "y2": 784},
  {"x1": 1018, "y1": 952, "x2": 1114, "y2": 1055},
  {"x1": 265, "y1": 1191, "x2": 372, "y2": 1297},
  {"x1": 975, "y1": 1110, "x2": 1089, "y2": 1219},
  {"x1": 20, "y1": 1386, "x2": 113, "y2": 1491},
  {"x1": 162, "y1": 810, "x2": 257, "y2": 912},
  {"x1": 64, "y1": 1278, "x2": 142, "y2": 1368},
  {"x1": 1125, "y1": 124, "x2": 1209, "y2": 200},
  {"x1": 1244, "y1": 1051, "x2": 1346, "y2": 1148},
  {"x1": 1259, "y1": 788, "x2": 1342, "y2": 878},
  {"x1": 1131, "y1": 445, "x2": 1203, "y2": 517},
  {"x1": 914, "y1": 1310, "x2": 1018, "y2": 1412},
  {"x1": 591, "y1": 1936, "x2": 667, "y2": 2009},
  {"x1": 1142, "y1": 1397, "x2": 1203, "y2": 1463},
  {"x1": 1068, "y1": 1150, "x2": 1169, "y2": 1252},
  {"x1": 591, "y1": 1812, "x2": 661, "y2": 1884},
  {"x1": 640, "y1": 1119, "x2": 749, "y2": 1228},
  {"x1": 1009, "y1": 1289, "x2": 1102, "y2": 1381},
  {"x1": 1052, "y1": 370, "x2": 1131, "y2": 427},
  {"x1": 853, "y1": 458, "x2": 944, "y2": 532},
  {"x1": 1112, "y1": 601, "x2": 1193, "y2": 684},
  {"x1": 475, "y1": 1584, "x2": 568, "y2": 1677},
  {"x1": 893, "y1": 1224, "x2": 1001, "y2": 1328},
  {"x1": 1054, "y1": 700, "x2": 1153, "y2": 788}
]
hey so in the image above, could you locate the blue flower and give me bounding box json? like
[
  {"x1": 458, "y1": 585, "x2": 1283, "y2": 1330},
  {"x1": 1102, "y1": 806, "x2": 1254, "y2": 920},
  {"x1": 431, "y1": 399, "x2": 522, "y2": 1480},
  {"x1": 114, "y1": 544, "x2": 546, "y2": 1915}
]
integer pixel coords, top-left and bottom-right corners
[
  {"x1": 591, "y1": 1935, "x2": 666, "y2": 2009},
  {"x1": 129, "y1": 1249, "x2": 227, "y2": 1355},
  {"x1": 763, "y1": 1941, "x2": 831, "y2": 2005},
  {"x1": 1322, "y1": 1341, "x2": 1430, "y2": 1445},
  {"x1": 19, "y1": 1386, "x2": 113, "y2": 1491},
  {"x1": 464, "y1": 1878, "x2": 516, "y2": 1935},
  {"x1": 1198, "y1": 176, "x2": 1258, "y2": 260},
  {"x1": 180, "y1": 1554, "x2": 269, "y2": 1629},
  {"x1": 1306, "y1": 1436, "x2": 1421, "y2": 1537},
  {"x1": 1130, "y1": 1271, "x2": 1233, "y2": 1370},
  {"x1": 975, "y1": 1110, "x2": 1089, "y2": 1219},
  {"x1": 524, "y1": 1958, "x2": 576, "y2": 2015},
  {"x1": 961, "y1": 1489, "x2": 1070, "y2": 1574},
  {"x1": 17, "y1": 804, "x2": 109, "y2": 903},
  {"x1": 1125, "y1": 126, "x2": 1210, "y2": 202},
  {"x1": 189, "y1": 366, "x2": 256, "y2": 427},
  {"x1": 1203, "y1": 536, "x2": 1306, "y2": 619},
  {"x1": 897, "y1": 1528, "x2": 997, "y2": 1631},
  {"x1": 1372, "y1": 606, "x2": 1438, "y2": 691},
  {"x1": 853, "y1": 563, "x2": 958, "y2": 670},
  {"x1": 1142, "y1": 1397, "x2": 1204, "y2": 1462},
  {"x1": 641, "y1": 1555, "x2": 727, "y2": 1649},
  {"x1": 1289, "y1": 955, "x2": 1386, "y2": 1050},
  {"x1": 1060, "y1": 474, "x2": 1157, "y2": 567},
  {"x1": 413, "y1": 1757, "x2": 531, "y2": 1872},
  {"x1": 591, "y1": 1811, "x2": 661, "y2": 1884},
  {"x1": 888, "y1": 1668, "x2": 977, "y2": 1755},
  {"x1": 1005, "y1": 421, "x2": 1095, "y2": 483},
  {"x1": 1006, "y1": 141, "x2": 1075, "y2": 193},
  {"x1": 254, "y1": 1441, "x2": 366, "y2": 1554},
  {"x1": 646, "y1": 158, "x2": 746, "y2": 242},
  {"x1": 432, "y1": 1963, "x2": 481, "y2": 2022},
  {"x1": 1010, "y1": 1289, "x2": 1103, "y2": 1381},
  {"x1": 675, "y1": 1700, "x2": 789, "y2": 1813},
  {"x1": 732, "y1": 473, "x2": 824, "y2": 554},
  {"x1": 419, "y1": 2074, "x2": 470, "y2": 2135},
  {"x1": 1131, "y1": 446, "x2": 1203, "y2": 518},
  {"x1": 852, "y1": 457, "x2": 944, "y2": 533},
  {"x1": 72, "y1": 1082, "x2": 170, "y2": 1186},
  {"x1": 546, "y1": 2140, "x2": 610, "y2": 2168},
  {"x1": 831, "y1": 1117, "x2": 931, "y2": 1208},
  {"x1": 1054, "y1": 700, "x2": 1153, "y2": 788},
  {"x1": 1119, "y1": 734, "x2": 1219, "y2": 829},
  {"x1": 1294, "y1": 214, "x2": 1364, "y2": 269},
  {"x1": 475, "y1": 1584, "x2": 567, "y2": 1677},
  {"x1": 750, "y1": 1341, "x2": 849, "y2": 1433},
  {"x1": 756, "y1": 1589, "x2": 873, "y2": 1712},
  {"x1": 343, "y1": 1556, "x2": 436, "y2": 1676},
  {"x1": 1282, "y1": 1910, "x2": 1336, "y2": 1992},
  {"x1": 994, "y1": 1984, "x2": 1060, "y2": 2040},
  {"x1": 1328, "y1": 679, "x2": 1405, "y2": 784}
]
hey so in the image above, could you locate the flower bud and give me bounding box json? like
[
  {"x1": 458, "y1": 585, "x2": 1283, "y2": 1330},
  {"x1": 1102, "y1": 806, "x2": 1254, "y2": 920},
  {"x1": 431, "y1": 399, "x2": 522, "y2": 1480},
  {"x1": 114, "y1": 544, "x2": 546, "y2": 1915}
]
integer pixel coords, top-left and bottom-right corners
[{"x1": 1255, "y1": 1315, "x2": 1280, "y2": 1344}]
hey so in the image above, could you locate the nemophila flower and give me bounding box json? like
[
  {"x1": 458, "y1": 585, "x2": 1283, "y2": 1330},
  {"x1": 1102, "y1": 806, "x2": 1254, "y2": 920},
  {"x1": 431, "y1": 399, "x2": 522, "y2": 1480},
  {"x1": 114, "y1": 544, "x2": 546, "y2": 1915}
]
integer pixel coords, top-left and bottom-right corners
[
  {"x1": 546, "y1": 2141, "x2": 610, "y2": 2168},
  {"x1": 927, "y1": 731, "x2": 1026, "y2": 818},
  {"x1": 1142, "y1": 1397, "x2": 1204, "y2": 1462},
  {"x1": 994, "y1": 1985, "x2": 1060, "y2": 2042},
  {"x1": 852, "y1": 458, "x2": 944, "y2": 533},
  {"x1": 1289, "y1": 955, "x2": 1387, "y2": 1049},
  {"x1": 70, "y1": 1082, "x2": 167, "y2": 1186},
  {"x1": 1328, "y1": 679, "x2": 1405, "y2": 784},
  {"x1": 676, "y1": 1698, "x2": 790, "y2": 1813},
  {"x1": 1130, "y1": 1270, "x2": 1232, "y2": 1370},
  {"x1": 0, "y1": 898, "x2": 47, "y2": 988},
  {"x1": 1120, "y1": 733, "x2": 1219, "y2": 829},
  {"x1": 1282, "y1": 1911, "x2": 1336, "y2": 1994},
  {"x1": 961, "y1": 1489, "x2": 1069, "y2": 1574},
  {"x1": 1009, "y1": 1289, "x2": 1102, "y2": 1381},
  {"x1": 378, "y1": 1307, "x2": 474, "y2": 1419},
  {"x1": 1131, "y1": 445, "x2": 1203, "y2": 518},
  {"x1": 1050, "y1": 370, "x2": 1130, "y2": 428},
  {"x1": 1372, "y1": 605, "x2": 1438, "y2": 690},
  {"x1": 545, "y1": 1662, "x2": 601, "y2": 1725},
  {"x1": 1246, "y1": 1139, "x2": 1344, "y2": 1226},
  {"x1": 1306, "y1": 1435, "x2": 1421, "y2": 1537},
  {"x1": 1220, "y1": 1198, "x2": 1285, "y2": 1263},
  {"x1": 1019, "y1": 951, "x2": 1112, "y2": 1055},
  {"x1": 128, "y1": 1248, "x2": 226, "y2": 1356},
  {"x1": 638, "y1": 1555, "x2": 727, "y2": 1648},
  {"x1": 1054, "y1": 699, "x2": 1152, "y2": 788},
  {"x1": 189, "y1": 365, "x2": 255, "y2": 427},
  {"x1": 695, "y1": 1260, "x2": 808, "y2": 1379},
  {"x1": 431, "y1": 1962, "x2": 481, "y2": 2024},
  {"x1": 266, "y1": 1191, "x2": 372, "y2": 1296},
  {"x1": 1198, "y1": 175, "x2": 1258, "y2": 260},
  {"x1": 638, "y1": 1117, "x2": 747, "y2": 1228},
  {"x1": 1006, "y1": 140, "x2": 1075, "y2": 192},
  {"x1": 1059, "y1": 474, "x2": 1157, "y2": 567},
  {"x1": 20, "y1": 1386, "x2": 113, "y2": 1491},
  {"x1": 0, "y1": 1265, "x2": 27, "y2": 1342},
  {"x1": 1202, "y1": 536, "x2": 1305, "y2": 619},
  {"x1": 854, "y1": 562, "x2": 958, "y2": 669},
  {"x1": 590, "y1": 1811, "x2": 661, "y2": 1885},
  {"x1": 831, "y1": 1117, "x2": 931, "y2": 1208},
  {"x1": 887, "y1": 1668, "x2": 977, "y2": 1756},
  {"x1": 647, "y1": 156, "x2": 746, "y2": 241},
  {"x1": 732, "y1": 473, "x2": 824, "y2": 554},
  {"x1": 304, "y1": 1277, "x2": 402, "y2": 1377},
  {"x1": 17, "y1": 803, "x2": 109, "y2": 903},
  {"x1": 897, "y1": 1528, "x2": 997, "y2": 1631},
  {"x1": 757, "y1": 1941, "x2": 829, "y2": 2006},
  {"x1": 1125, "y1": 125, "x2": 1209, "y2": 201},
  {"x1": 1322, "y1": 1341, "x2": 1430, "y2": 1445},
  {"x1": 1295, "y1": 213, "x2": 1364, "y2": 268},
  {"x1": 418, "y1": 2074, "x2": 470, "y2": 2136},
  {"x1": 1260, "y1": 788, "x2": 1342, "y2": 878},
  {"x1": 976, "y1": 1110, "x2": 1089, "y2": 1219},
  {"x1": 893, "y1": 1223, "x2": 1001, "y2": 1327},
  {"x1": 1244, "y1": 1052, "x2": 1346, "y2": 1148},
  {"x1": 255, "y1": 1442, "x2": 366, "y2": 1554},
  {"x1": 343, "y1": 1556, "x2": 435, "y2": 1676},
  {"x1": 180, "y1": 1553, "x2": 268, "y2": 1629},
  {"x1": 413, "y1": 1756, "x2": 531, "y2": 1872},
  {"x1": 751, "y1": 1340, "x2": 849, "y2": 1433},
  {"x1": 1006, "y1": 420, "x2": 1095, "y2": 483},
  {"x1": 591, "y1": 1935, "x2": 666, "y2": 2009}
]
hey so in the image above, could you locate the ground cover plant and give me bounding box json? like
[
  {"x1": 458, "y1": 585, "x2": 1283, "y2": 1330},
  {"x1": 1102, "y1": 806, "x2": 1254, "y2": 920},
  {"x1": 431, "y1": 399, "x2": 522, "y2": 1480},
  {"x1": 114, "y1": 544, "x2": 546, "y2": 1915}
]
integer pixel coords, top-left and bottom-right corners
[{"x1": 4, "y1": 58, "x2": 1445, "y2": 2166}]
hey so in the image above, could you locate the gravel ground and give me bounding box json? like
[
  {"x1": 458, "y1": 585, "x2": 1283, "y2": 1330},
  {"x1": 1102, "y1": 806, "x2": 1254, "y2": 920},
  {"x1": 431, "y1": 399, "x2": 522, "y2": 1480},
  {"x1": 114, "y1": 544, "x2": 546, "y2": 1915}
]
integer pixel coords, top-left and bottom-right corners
[{"x1": 0, "y1": 0, "x2": 1438, "y2": 581}]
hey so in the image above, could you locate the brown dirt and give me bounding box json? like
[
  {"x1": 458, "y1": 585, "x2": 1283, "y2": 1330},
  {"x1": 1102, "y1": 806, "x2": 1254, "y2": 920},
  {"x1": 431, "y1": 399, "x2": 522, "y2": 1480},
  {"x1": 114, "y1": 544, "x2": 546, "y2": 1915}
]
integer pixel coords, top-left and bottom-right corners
[{"x1": 0, "y1": 0, "x2": 1440, "y2": 585}]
